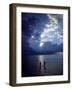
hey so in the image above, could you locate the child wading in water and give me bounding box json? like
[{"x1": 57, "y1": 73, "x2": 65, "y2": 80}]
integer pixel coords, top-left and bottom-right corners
[{"x1": 40, "y1": 60, "x2": 46, "y2": 71}]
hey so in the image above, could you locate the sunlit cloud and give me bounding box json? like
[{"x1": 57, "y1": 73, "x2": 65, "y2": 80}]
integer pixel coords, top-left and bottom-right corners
[
  {"x1": 39, "y1": 42, "x2": 44, "y2": 47},
  {"x1": 40, "y1": 14, "x2": 63, "y2": 45}
]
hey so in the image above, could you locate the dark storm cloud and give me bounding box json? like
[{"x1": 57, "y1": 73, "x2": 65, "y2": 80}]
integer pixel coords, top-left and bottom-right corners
[{"x1": 22, "y1": 13, "x2": 63, "y2": 54}]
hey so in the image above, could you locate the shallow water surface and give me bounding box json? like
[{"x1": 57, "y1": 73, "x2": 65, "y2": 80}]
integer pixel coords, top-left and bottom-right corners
[{"x1": 22, "y1": 53, "x2": 63, "y2": 77}]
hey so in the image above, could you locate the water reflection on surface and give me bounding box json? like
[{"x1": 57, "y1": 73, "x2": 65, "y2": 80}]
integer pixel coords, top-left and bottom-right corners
[
  {"x1": 22, "y1": 54, "x2": 63, "y2": 77},
  {"x1": 38, "y1": 55, "x2": 46, "y2": 75}
]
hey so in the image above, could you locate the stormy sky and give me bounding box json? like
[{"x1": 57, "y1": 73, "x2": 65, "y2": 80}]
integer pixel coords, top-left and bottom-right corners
[{"x1": 21, "y1": 13, "x2": 63, "y2": 54}]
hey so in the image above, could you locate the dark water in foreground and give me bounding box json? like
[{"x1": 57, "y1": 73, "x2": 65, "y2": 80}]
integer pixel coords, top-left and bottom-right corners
[{"x1": 22, "y1": 53, "x2": 63, "y2": 77}]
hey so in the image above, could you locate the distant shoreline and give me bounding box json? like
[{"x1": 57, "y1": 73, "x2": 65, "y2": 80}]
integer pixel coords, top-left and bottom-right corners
[
  {"x1": 56, "y1": 52, "x2": 63, "y2": 55},
  {"x1": 24, "y1": 52, "x2": 63, "y2": 56}
]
